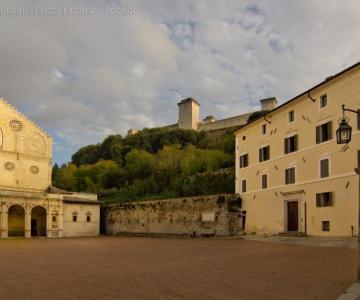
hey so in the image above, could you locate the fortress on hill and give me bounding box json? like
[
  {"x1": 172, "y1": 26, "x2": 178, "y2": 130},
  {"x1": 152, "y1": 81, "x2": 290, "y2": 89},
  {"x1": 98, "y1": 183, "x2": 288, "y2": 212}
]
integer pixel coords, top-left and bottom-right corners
[{"x1": 128, "y1": 97, "x2": 278, "y2": 135}]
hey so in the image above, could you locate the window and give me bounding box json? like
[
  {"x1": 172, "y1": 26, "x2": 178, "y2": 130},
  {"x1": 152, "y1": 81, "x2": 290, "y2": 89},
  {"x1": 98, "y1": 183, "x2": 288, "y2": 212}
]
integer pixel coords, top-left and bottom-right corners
[
  {"x1": 322, "y1": 221, "x2": 330, "y2": 232},
  {"x1": 240, "y1": 154, "x2": 249, "y2": 168},
  {"x1": 285, "y1": 167, "x2": 295, "y2": 184},
  {"x1": 241, "y1": 180, "x2": 247, "y2": 193},
  {"x1": 316, "y1": 192, "x2": 333, "y2": 207},
  {"x1": 320, "y1": 158, "x2": 329, "y2": 178},
  {"x1": 262, "y1": 124, "x2": 267, "y2": 135},
  {"x1": 52, "y1": 216, "x2": 57, "y2": 222},
  {"x1": 320, "y1": 94, "x2": 328, "y2": 108},
  {"x1": 86, "y1": 216, "x2": 91, "y2": 222},
  {"x1": 316, "y1": 121, "x2": 332, "y2": 143},
  {"x1": 289, "y1": 110, "x2": 295, "y2": 122},
  {"x1": 261, "y1": 174, "x2": 268, "y2": 189},
  {"x1": 284, "y1": 135, "x2": 298, "y2": 154},
  {"x1": 357, "y1": 109, "x2": 360, "y2": 130},
  {"x1": 72, "y1": 215, "x2": 77, "y2": 222},
  {"x1": 259, "y1": 146, "x2": 270, "y2": 162}
]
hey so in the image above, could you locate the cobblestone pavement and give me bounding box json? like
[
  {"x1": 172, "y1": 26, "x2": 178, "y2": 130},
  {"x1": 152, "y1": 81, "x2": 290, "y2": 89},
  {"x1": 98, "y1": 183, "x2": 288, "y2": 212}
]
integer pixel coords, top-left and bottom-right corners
[
  {"x1": 0, "y1": 236, "x2": 356, "y2": 300},
  {"x1": 242, "y1": 234, "x2": 357, "y2": 249}
]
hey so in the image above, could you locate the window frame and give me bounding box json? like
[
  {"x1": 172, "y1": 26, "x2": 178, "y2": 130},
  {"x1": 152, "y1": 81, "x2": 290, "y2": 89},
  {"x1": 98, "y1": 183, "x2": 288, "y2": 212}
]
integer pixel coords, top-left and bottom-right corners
[
  {"x1": 288, "y1": 110, "x2": 295, "y2": 123},
  {"x1": 285, "y1": 166, "x2": 296, "y2": 185},
  {"x1": 261, "y1": 173, "x2": 268, "y2": 189},
  {"x1": 316, "y1": 192, "x2": 333, "y2": 207},
  {"x1": 284, "y1": 134, "x2": 298, "y2": 154},
  {"x1": 320, "y1": 94, "x2": 328, "y2": 109},
  {"x1": 259, "y1": 145, "x2": 270, "y2": 162},
  {"x1": 316, "y1": 121, "x2": 333, "y2": 144},
  {"x1": 319, "y1": 156, "x2": 330, "y2": 178},
  {"x1": 239, "y1": 153, "x2": 249, "y2": 169},
  {"x1": 241, "y1": 179, "x2": 247, "y2": 193},
  {"x1": 261, "y1": 124, "x2": 267, "y2": 135}
]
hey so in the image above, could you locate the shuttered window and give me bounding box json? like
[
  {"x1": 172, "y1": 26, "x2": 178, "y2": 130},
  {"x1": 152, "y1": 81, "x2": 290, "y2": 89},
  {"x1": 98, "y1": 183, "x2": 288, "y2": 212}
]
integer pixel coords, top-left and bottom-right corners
[
  {"x1": 261, "y1": 174, "x2": 268, "y2": 189},
  {"x1": 241, "y1": 180, "x2": 247, "y2": 193},
  {"x1": 259, "y1": 146, "x2": 270, "y2": 162},
  {"x1": 285, "y1": 167, "x2": 295, "y2": 184},
  {"x1": 316, "y1": 192, "x2": 333, "y2": 207},
  {"x1": 320, "y1": 94, "x2": 328, "y2": 108},
  {"x1": 320, "y1": 158, "x2": 329, "y2": 178},
  {"x1": 240, "y1": 154, "x2": 249, "y2": 168},
  {"x1": 316, "y1": 121, "x2": 332, "y2": 144},
  {"x1": 284, "y1": 135, "x2": 298, "y2": 154}
]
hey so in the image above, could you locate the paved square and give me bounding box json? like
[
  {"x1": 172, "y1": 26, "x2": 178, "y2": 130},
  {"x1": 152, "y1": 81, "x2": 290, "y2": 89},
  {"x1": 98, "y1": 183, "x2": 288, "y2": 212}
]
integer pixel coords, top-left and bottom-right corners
[{"x1": 0, "y1": 237, "x2": 356, "y2": 299}]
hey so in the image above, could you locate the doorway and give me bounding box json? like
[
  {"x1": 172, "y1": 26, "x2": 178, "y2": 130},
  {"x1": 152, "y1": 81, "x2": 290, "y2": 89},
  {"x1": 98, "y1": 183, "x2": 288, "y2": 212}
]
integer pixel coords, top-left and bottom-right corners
[
  {"x1": 31, "y1": 206, "x2": 47, "y2": 237},
  {"x1": 287, "y1": 201, "x2": 298, "y2": 232},
  {"x1": 8, "y1": 205, "x2": 25, "y2": 237}
]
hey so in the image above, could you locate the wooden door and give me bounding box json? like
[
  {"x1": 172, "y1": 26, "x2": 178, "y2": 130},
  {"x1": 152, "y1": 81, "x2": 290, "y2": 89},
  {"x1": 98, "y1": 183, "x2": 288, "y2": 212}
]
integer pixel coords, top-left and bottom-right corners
[{"x1": 287, "y1": 201, "x2": 298, "y2": 232}]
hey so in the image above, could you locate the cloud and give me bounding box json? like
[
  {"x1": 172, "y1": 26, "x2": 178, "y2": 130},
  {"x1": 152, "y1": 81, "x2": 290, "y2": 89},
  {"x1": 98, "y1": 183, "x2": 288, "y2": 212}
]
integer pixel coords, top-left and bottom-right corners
[{"x1": 0, "y1": 0, "x2": 359, "y2": 163}]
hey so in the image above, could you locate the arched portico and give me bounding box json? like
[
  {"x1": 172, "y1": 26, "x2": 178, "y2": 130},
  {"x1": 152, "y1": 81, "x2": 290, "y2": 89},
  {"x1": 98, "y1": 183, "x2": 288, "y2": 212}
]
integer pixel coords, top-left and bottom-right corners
[
  {"x1": 8, "y1": 204, "x2": 25, "y2": 237},
  {"x1": 31, "y1": 206, "x2": 47, "y2": 237}
]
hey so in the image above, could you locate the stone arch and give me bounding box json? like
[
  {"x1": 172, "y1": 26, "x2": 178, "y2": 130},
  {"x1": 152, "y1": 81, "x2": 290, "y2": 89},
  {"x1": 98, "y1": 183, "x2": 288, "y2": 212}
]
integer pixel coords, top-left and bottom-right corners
[
  {"x1": 8, "y1": 204, "x2": 25, "y2": 237},
  {"x1": 31, "y1": 206, "x2": 47, "y2": 237}
]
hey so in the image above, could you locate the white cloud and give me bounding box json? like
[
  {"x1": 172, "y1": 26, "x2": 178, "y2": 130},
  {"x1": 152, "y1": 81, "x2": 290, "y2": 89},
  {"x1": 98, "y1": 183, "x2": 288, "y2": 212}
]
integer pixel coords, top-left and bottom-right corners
[{"x1": 0, "y1": 0, "x2": 359, "y2": 163}]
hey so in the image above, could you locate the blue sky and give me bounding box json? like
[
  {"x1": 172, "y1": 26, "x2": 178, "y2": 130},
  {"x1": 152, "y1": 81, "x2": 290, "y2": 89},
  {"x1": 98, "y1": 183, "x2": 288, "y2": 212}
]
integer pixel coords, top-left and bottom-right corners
[{"x1": 0, "y1": 0, "x2": 359, "y2": 164}]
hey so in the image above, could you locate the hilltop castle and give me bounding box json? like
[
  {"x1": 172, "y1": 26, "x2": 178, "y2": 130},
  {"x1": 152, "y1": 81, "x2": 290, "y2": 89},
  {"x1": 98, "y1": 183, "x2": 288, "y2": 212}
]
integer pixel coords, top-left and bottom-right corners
[{"x1": 128, "y1": 97, "x2": 278, "y2": 135}]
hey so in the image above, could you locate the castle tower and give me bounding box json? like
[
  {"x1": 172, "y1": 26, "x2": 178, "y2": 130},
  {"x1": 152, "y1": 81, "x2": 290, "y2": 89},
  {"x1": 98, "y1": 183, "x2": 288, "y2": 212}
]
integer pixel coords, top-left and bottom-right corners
[{"x1": 177, "y1": 98, "x2": 200, "y2": 130}]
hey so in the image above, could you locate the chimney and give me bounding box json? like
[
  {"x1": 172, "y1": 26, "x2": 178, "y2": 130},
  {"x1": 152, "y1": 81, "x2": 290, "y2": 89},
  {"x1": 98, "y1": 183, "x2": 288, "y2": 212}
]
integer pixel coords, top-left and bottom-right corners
[{"x1": 260, "y1": 97, "x2": 277, "y2": 111}]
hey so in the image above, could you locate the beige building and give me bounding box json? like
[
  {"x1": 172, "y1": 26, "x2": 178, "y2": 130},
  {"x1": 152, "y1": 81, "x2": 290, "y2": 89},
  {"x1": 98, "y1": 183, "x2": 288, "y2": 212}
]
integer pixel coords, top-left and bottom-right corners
[
  {"x1": 0, "y1": 98, "x2": 100, "y2": 238},
  {"x1": 235, "y1": 62, "x2": 360, "y2": 237}
]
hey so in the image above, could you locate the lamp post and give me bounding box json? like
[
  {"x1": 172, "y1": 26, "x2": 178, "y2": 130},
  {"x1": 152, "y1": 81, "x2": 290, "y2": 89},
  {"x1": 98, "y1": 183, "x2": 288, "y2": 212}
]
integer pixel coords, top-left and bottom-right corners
[{"x1": 336, "y1": 104, "x2": 360, "y2": 281}]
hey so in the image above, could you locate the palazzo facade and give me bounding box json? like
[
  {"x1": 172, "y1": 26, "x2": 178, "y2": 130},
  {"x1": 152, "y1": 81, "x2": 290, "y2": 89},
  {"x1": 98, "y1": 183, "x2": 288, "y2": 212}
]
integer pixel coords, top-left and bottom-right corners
[{"x1": 0, "y1": 98, "x2": 100, "y2": 238}]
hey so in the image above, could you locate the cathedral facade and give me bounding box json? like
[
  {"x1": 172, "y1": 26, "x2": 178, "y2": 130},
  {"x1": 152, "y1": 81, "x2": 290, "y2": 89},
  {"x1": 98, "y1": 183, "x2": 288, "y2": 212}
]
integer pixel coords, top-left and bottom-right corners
[{"x1": 0, "y1": 98, "x2": 100, "y2": 238}]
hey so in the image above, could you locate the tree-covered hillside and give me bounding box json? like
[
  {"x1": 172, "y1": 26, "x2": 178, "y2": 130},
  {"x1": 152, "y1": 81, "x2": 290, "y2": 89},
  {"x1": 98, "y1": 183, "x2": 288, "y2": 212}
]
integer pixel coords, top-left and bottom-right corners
[{"x1": 53, "y1": 127, "x2": 236, "y2": 203}]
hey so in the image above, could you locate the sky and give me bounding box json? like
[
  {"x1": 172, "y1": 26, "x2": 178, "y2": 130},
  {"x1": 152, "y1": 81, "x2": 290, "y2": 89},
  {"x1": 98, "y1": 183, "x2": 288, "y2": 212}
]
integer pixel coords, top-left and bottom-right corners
[{"x1": 0, "y1": 0, "x2": 359, "y2": 164}]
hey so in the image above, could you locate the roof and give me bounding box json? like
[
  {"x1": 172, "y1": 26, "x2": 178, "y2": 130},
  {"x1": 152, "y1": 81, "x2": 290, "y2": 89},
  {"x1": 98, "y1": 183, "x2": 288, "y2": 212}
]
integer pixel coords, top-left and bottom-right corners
[
  {"x1": 0, "y1": 98, "x2": 51, "y2": 137},
  {"x1": 235, "y1": 61, "x2": 360, "y2": 134},
  {"x1": 177, "y1": 97, "x2": 200, "y2": 107}
]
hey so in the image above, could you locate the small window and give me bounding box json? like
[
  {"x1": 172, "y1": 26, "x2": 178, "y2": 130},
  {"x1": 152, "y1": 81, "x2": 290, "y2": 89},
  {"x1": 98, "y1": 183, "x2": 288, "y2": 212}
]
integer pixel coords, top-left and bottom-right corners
[
  {"x1": 316, "y1": 192, "x2": 333, "y2": 207},
  {"x1": 242, "y1": 136, "x2": 246, "y2": 141},
  {"x1": 322, "y1": 221, "x2": 330, "y2": 232},
  {"x1": 241, "y1": 180, "x2": 247, "y2": 193},
  {"x1": 316, "y1": 121, "x2": 332, "y2": 144},
  {"x1": 240, "y1": 154, "x2": 249, "y2": 168},
  {"x1": 52, "y1": 216, "x2": 57, "y2": 222},
  {"x1": 285, "y1": 167, "x2": 295, "y2": 184},
  {"x1": 320, "y1": 94, "x2": 328, "y2": 108},
  {"x1": 357, "y1": 109, "x2": 360, "y2": 130},
  {"x1": 284, "y1": 135, "x2": 298, "y2": 154},
  {"x1": 320, "y1": 158, "x2": 329, "y2": 178},
  {"x1": 73, "y1": 215, "x2": 77, "y2": 222},
  {"x1": 289, "y1": 110, "x2": 295, "y2": 122},
  {"x1": 259, "y1": 146, "x2": 270, "y2": 162},
  {"x1": 261, "y1": 174, "x2": 268, "y2": 189},
  {"x1": 262, "y1": 124, "x2": 267, "y2": 135},
  {"x1": 86, "y1": 216, "x2": 91, "y2": 222}
]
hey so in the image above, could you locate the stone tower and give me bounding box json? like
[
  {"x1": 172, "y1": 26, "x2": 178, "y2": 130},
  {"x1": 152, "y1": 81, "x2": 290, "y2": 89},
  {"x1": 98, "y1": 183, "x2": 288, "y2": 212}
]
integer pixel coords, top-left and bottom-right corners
[{"x1": 177, "y1": 98, "x2": 200, "y2": 130}]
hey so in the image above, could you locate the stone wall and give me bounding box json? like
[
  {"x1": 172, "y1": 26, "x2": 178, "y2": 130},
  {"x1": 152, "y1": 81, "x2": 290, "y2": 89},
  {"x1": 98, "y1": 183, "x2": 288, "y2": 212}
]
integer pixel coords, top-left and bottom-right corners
[
  {"x1": 198, "y1": 113, "x2": 251, "y2": 132},
  {"x1": 102, "y1": 194, "x2": 245, "y2": 237}
]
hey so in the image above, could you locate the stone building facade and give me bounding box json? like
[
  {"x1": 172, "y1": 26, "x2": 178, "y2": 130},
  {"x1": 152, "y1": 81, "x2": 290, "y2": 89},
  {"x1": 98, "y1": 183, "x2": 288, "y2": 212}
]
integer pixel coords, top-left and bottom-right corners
[
  {"x1": 103, "y1": 194, "x2": 244, "y2": 237},
  {"x1": 235, "y1": 62, "x2": 360, "y2": 236},
  {"x1": 0, "y1": 98, "x2": 100, "y2": 238}
]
